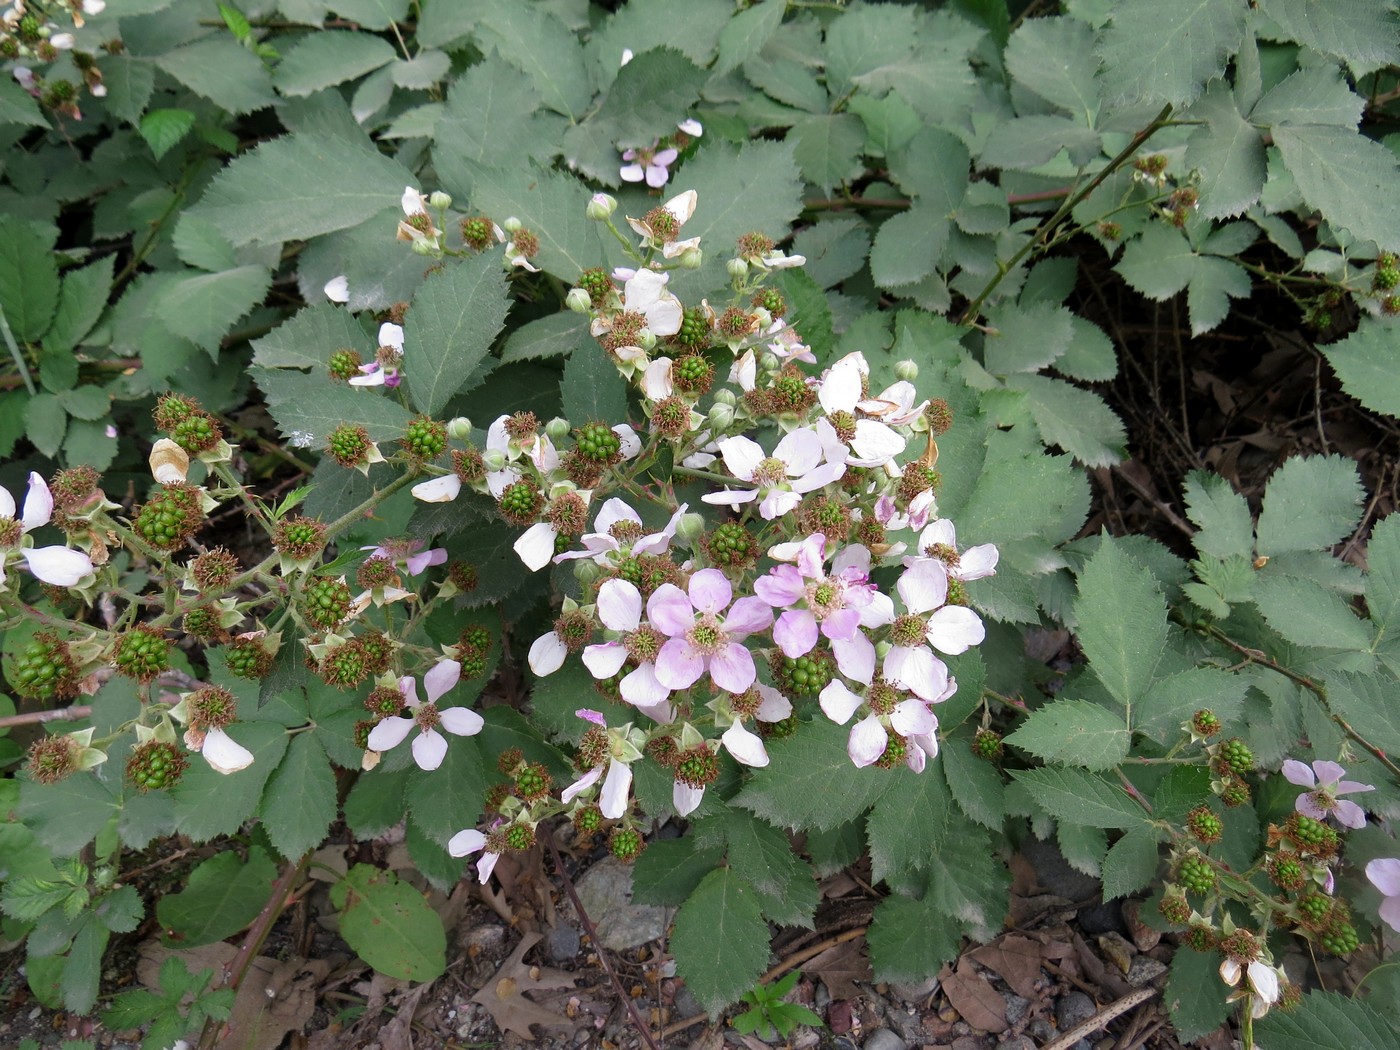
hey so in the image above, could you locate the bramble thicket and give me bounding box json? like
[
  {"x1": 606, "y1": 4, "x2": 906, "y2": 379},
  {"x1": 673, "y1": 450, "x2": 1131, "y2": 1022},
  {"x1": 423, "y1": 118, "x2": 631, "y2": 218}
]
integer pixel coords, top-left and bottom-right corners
[{"x1": 2, "y1": 1, "x2": 1400, "y2": 1048}]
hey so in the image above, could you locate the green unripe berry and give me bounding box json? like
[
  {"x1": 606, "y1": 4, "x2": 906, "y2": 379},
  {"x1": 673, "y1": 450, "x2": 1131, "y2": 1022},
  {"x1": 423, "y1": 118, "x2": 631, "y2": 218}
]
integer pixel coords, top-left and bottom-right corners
[
  {"x1": 972, "y1": 729, "x2": 1003, "y2": 761},
  {"x1": 504, "y1": 823, "x2": 536, "y2": 852},
  {"x1": 1186, "y1": 805, "x2": 1223, "y2": 845},
  {"x1": 575, "y1": 422, "x2": 622, "y2": 463},
  {"x1": 300, "y1": 577, "x2": 352, "y2": 630},
  {"x1": 1320, "y1": 921, "x2": 1358, "y2": 955},
  {"x1": 402, "y1": 417, "x2": 448, "y2": 459},
  {"x1": 1216, "y1": 738, "x2": 1254, "y2": 775},
  {"x1": 113, "y1": 627, "x2": 170, "y2": 682},
  {"x1": 1177, "y1": 856, "x2": 1216, "y2": 895},
  {"x1": 609, "y1": 826, "x2": 644, "y2": 861},
  {"x1": 126, "y1": 741, "x2": 189, "y2": 791},
  {"x1": 328, "y1": 349, "x2": 363, "y2": 382}
]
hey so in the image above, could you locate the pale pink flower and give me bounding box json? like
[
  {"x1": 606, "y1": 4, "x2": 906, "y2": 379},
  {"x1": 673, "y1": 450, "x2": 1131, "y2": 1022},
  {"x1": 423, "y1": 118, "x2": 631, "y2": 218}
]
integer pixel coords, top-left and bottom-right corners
[
  {"x1": 579, "y1": 579, "x2": 675, "y2": 720},
  {"x1": 883, "y1": 559, "x2": 984, "y2": 699},
  {"x1": 626, "y1": 189, "x2": 699, "y2": 258},
  {"x1": 349, "y1": 322, "x2": 405, "y2": 388},
  {"x1": 0, "y1": 471, "x2": 94, "y2": 588},
  {"x1": 449, "y1": 826, "x2": 501, "y2": 883},
  {"x1": 915, "y1": 519, "x2": 999, "y2": 581},
  {"x1": 1365, "y1": 857, "x2": 1400, "y2": 932},
  {"x1": 621, "y1": 143, "x2": 679, "y2": 187},
  {"x1": 323, "y1": 275, "x2": 349, "y2": 302},
  {"x1": 366, "y1": 660, "x2": 483, "y2": 771},
  {"x1": 816, "y1": 353, "x2": 907, "y2": 467},
  {"x1": 820, "y1": 681, "x2": 939, "y2": 771},
  {"x1": 701, "y1": 429, "x2": 847, "y2": 519},
  {"x1": 187, "y1": 726, "x2": 255, "y2": 774},
  {"x1": 553, "y1": 498, "x2": 687, "y2": 568},
  {"x1": 1281, "y1": 759, "x2": 1374, "y2": 829},
  {"x1": 648, "y1": 569, "x2": 772, "y2": 695},
  {"x1": 754, "y1": 534, "x2": 883, "y2": 662},
  {"x1": 359, "y1": 538, "x2": 447, "y2": 576}
]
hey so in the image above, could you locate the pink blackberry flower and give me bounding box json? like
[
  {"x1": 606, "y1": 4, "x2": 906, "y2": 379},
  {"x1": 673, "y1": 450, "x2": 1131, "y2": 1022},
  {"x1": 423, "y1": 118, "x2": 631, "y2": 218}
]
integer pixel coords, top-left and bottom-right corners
[
  {"x1": 1281, "y1": 759, "x2": 1374, "y2": 829},
  {"x1": 366, "y1": 660, "x2": 484, "y2": 771},
  {"x1": 647, "y1": 569, "x2": 772, "y2": 694}
]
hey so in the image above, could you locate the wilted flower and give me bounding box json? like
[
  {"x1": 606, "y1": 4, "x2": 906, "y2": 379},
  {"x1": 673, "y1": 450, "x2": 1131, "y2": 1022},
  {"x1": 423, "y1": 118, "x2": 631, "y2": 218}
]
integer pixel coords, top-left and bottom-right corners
[{"x1": 349, "y1": 323, "x2": 405, "y2": 388}]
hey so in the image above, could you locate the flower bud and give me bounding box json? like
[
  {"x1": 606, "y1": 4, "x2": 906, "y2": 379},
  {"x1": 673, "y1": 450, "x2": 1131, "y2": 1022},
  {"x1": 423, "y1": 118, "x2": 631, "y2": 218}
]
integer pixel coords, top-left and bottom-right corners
[
  {"x1": 760, "y1": 352, "x2": 780, "y2": 373},
  {"x1": 752, "y1": 307, "x2": 772, "y2": 328},
  {"x1": 545, "y1": 417, "x2": 570, "y2": 442},
  {"x1": 411, "y1": 237, "x2": 437, "y2": 256},
  {"x1": 895, "y1": 360, "x2": 919, "y2": 381},
  {"x1": 707, "y1": 403, "x2": 735, "y2": 430},
  {"x1": 502, "y1": 216, "x2": 523, "y2": 234},
  {"x1": 447, "y1": 417, "x2": 472, "y2": 440},
  {"x1": 586, "y1": 193, "x2": 617, "y2": 220},
  {"x1": 482, "y1": 448, "x2": 508, "y2": 472},
  {"x1": 573, "y1": 558, "x2": 601, "y2": 587},
  {"x1": 678, "y1": 247, "x2": 703, "y2": 270},
  {"x1": 428, "y1": 190, "x2": 452, "y2": 210},
  {"x1": 566, "y1": 287, "x2": 592, "y2": 313},
  {"x1": 675, "y1": 513, "x2": 705, "y2": 542},
  {"x1": 727, "y1": 258, "x2": 749, "y2": 279},
  {"x1": 637, "y1": 329, "x2": 657, "y2": 351}
]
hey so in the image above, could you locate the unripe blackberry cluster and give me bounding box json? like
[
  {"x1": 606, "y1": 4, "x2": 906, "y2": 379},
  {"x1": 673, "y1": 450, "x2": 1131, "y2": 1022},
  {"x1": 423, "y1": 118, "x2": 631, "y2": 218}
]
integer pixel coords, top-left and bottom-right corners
[
  {"x1": 112, "y1": 627, "x2": 170, "y2": 682},
  {"x1": 751, "y1": 287, "x2": 786, "y2": 318},
  {"x1": 1267, "y1": 851, "x2": 1307, "y2": 891},
  {"x1": 609, "y1": 825, "x2": 644, "y2": 861},
  {"x1": 318, "y1": 641, "x2": 368, "y2": 688},
  {"x1": 675, "y1": 306, "x2": 710, "y2": 347},
  {"x1": 503, "y1": 822, "x2": 537, "y2": 851},
  {"x1": 153, "y1": 393, "x2": 200, "y2": 431},
  {"x1": 11, "y1": 633, "x2": 77, "y2": 700},
  {"x1": 573, "y1": 803, "x2": 604, "y2": 836},
  {"x1": 1218, "y1": 776, "x2": 1251, "y2": 807},
  {"x1": 300, "y1": 576, "x2": 352, "y2": 630},
  {"x1": 672, "y1": 353, "x2": 714, "y2": 395},
  {"x1": 461, "y1": 216, "x2": 497, "y2": 252},
  {"x1": 1214, "y1": 738, "x2": 1254, "y2": 775},
  {"x1": 1319, "y1": 918, "x2": 1358, "y2": 955},
  {"x1": 1296, "y1": 892, "x2": 1332, "y2": 926},
  {"x1": 674, "y1": 746, "x2": 720, "y2": 788},
  {"x1": 401, "y1": 417, "x2": 447, "y2": 459},
  {"x1": 1283, "y1": 814, "x2": 1339, "y2": 857},
  {"x1": 182, "y1": 605, "x2": 226, "y2": 642},
  {"x1": 169, "y1": 412, "x2": 222, "y2": 454},
  {"x1": 1186, "y1": 805, "x2": 1223, "y2": 845},
  {"x1": 126, "y1": 741, "x2": 189, "y2": 792},
  {"x1": 1177, "y1": 855, "x2": 1216, "y2": 895},
  {"x1": 456, "y1": 624, "x2": 492, "y2": 679},
  {"x1": 874, "y1": 732, "x2": 908, "y2": 769},
  {"x1": 190, "y1": 546, "x2": 240, "y2": 591},
  {"x1": 773, "y1": 650, "x2": 835, "y2": 698},
  {"x1": 514, "y1": 762, "x2": 552, "y2": 802},
  {"x1": 133, "y1": 484, "x2": 205, "y2": 550},
  {"x1": 498, "y1": 480, "x2": 542, "y2": 525},
  {"x1": 1158, "y1": 889, "x2": 1192, "y2": 925},
  {"x1": 328, "y1": 349, "x2": 363, "y2": 382},
  {"x1": 574, "y1": 422, "x2": 621, "y2": 464},
  {"x1": 972, "y1": 729, "x2": 1004, "y2": 761},
  {"x1": 50, "y1": 466, "x2": 101, "y2": 512},
  {"x1": 1373, "y1": 253, "x2": 1399, "y2": 292},
  {"x1": 27, "y1": 735, "x2": 79, "y2": 785},
  {"x1": 327, "y1": 424, "x2": 374, "y2": 468},
  {"x1": 273, "y1": 515, "x2": 326, "y2": 560},
  {"x1": 703, "y1": 522, "x2": 758, "y2": 570},
  {"x1": 577, "y1": 268, "x2": 614, "y2": 307},
  {"x1": 224, "y1": 636, "x2": 274, "y2": 679},
  {"x1": 897, "y1": 465, "x2": 941, "y2": 506},
  {"x1": 1192, "y1": 709, "x2": 1221, "y2": 737}
]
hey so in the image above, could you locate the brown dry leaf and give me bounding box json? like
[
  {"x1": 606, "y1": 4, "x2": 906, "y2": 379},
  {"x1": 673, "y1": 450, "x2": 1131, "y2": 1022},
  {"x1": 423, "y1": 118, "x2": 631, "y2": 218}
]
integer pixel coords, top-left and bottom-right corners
[
  {"x1": 805, "y1": 937, "x2": 872, "y2": 1001},
  {"x1": 471, "y1": 931, "x2": 581, "y2": 1039},
  {"x1": 939, "y1": 958, "x2": 1008, "y2": 1034},
  {"x1": 372, "y1": 981, "x2": 430, "y2": 1049},
  {"x1": 969, "y1": 935, "x2": 1044, "y2": 1000}
]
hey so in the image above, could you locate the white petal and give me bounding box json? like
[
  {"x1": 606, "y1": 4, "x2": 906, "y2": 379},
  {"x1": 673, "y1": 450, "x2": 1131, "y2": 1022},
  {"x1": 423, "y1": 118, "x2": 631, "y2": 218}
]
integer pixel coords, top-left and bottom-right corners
[
  {"x1": 1220, "y1": 959, "x2": 1242, "y2": 987},
  {"x1": 411, "y1": 474, "x2": 463, "y2": 503},
  {"x1": 412, "y1": 730, "x2": 449, "y2": 770},
  {"x1": 530, "y1": 632, "x2": 569, "y2": 675},
  {"x1": 21, "y1": 472, "x2": 53, "y2": 531},
  {"x1": 1248, "y1": 961, "x2": 1279, "y2": 1003},
  {"x1": 957, "y1": 544, "x2": 999, "y2": 581},
  {"x1": 600, "y1": 760, "x2": 633, "y2": 819},
  {"x1": 847, "y1": 715, "x2": 887, "y2": 767},
  {"x1": 819, "y1": 355, "x2": 862, "y2": 414},
  {"x1": 926, "y1": 606, "x2": 985, "y2": 655},
  {"x1": 582, "y1": 642, "x2": 628, "y2": 679},
  {"x1": 677, "y1": 118, "x2": 703, "y2": 137},
  {"x1": 23, "y1": 546, "x2": 93, "y2": 586},
  {"x1": 597, "y1": 578, "x2": 644, "y2": 631},
  {"x1": 401, "y1": 186, "x2": 426, "y2": 216},
  {"x1": 448, "y1": 829, "x2": 487, "y2": 857},
  {"x1": 717, "y1": 435, "x2": 765, "y2": 481},
  {"x1": 561, "y1": 765, "x2": 603, "y2": 804},
  {"x1": 368, "y1": 716, "x2": 413, "y2": 752},
  {"x1": 642, "y1": 357, "x2": 674, "y2": 400},
  {"x1": 323, "y1": 275, "x2": 349, "y2": 302},
  {"x1": 819, "y1": 680, "x2": 864, "y2": 725},
  {"x1": 664, "y1": 189, "x2": 698, "y2": 224},
  {"x1": 378, "y1": 322, "x2": 405, "y2": 352},
  {"x1": 201, "y1": 728, "x2": 254, "y2": 774},
  {"x1": 514, "y1": 522, "x2": 558, "y2": 571},
  {"x1": 897, "y1": 559, "x2": 948, "y2": 614},
  {"x1": 438, "y1": 706, "x2": 485, "y2": 737},
  {"x1": 423, "y1": 659, "x2": 461, "y2": 702},
  {"x1": 673, "y1": 781, "x2": 705, "y2": 816},
  {"x1": 722, "y1": 720, "x2": 769, "y2": 767},
  {"x1": 0, "y1": 483, "x2": 13, "y2": 519}
]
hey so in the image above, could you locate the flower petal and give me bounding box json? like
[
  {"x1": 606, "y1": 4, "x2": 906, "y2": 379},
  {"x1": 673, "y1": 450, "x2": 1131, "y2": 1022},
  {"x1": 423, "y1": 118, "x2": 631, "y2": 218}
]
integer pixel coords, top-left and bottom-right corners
[
  {"x1": 820, "y1": 680, "x2": 864, "y2": 725},
  {"x1": 423, "y1": 659, "x2": 462, "y2": 702},
  {"x1": 529, "y1": 632, "x2": 568, "y2": 676},
  {"x1": 600, "y1": 760, "x2": 633, "y2": 818},
  {"x1": 439, "y1": 706, "x2": 485, "y2": 737},
  {"x1": 926, "y1": 606, "x2": 985, "y2": 655},
  {"x1": 582, "y1": 641, "x2": 629, "y2": 679},
  {"x1": 23, "y1": 546, "x2": 93, "y2": 586},
  {"x1": 722, "y1": 720, "x2": 769, "y2": 767},
  {"x1": 412, "y1": 729, "x2": 449, "y2": 771},
  {"x1": 201, "y1": 728, "x2": 254, "y2": 774},
  {"x1": 367, "y1": 716, "x2": 414, "y2": 752},
  {"x1": 647, "y1": 583, "x2": 695, "y2": 636},
  {"x1": 897, "y1": 559, "x2": 948, "y2": 614},
  {"x1": 324, "y1": 275, "x2": 350, "y2": 302},
  {"x1": 411, "y1": 474, "x2": 463, "y2": 503},
  {"x1": 773, "y1": 609, "x2": 819, "y2": 658},
  {"x1": 688, "y1": 568, "x2": 732, "y2": 614},
  {"x1": 448, "y1": 829, "x2": 486, "y2": 857},
  {"x1": 513, "y1": 522, "x2": 558, "y2": 571},
  {"x1": 561, "y1": 765, "x2": 603, "y2": 804},
  {"x1": 1281, "y1": 759, "x2": 1316, "y2": 788},
  {"x1": 708, "y1": 643, "x2": 755, "y2": 693},
  {"x1": 847, "y1": 714, "x2": 887, "y2": 767},
  {"x1": 654, "y1": 638, "x2": 705, "y2": 689},
  {"x1": 673, "y1": 781, "x2": 705, "y2": 816},
  {"x1": 22, "y1": 472, "x2": 53, "y2": 531}
]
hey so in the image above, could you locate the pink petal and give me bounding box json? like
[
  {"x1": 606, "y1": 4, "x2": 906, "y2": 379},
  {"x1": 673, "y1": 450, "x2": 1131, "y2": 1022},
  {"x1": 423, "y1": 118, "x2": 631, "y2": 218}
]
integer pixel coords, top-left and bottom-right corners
[
  {"x1": 582, "y1": 641, "x2": 628, "y2": 679},
  {"x1": 728, "y1": 722, "x2": 772, "y2": 767},
  {"x1": 759, "y1": 490, "x2": 802, "y2": 519},
  {"x1": 1281, "y1": 759, "x2": 1316, "y2": 788},
  {"x1": 756, "y1": 685, "x2": 792, "y2": 722},
  {"x1": 23, "y1": 546, "x2": 93, "y2": 586},
  {"x1": 796, "y1": 533, "x2": 828, "y2": 579},
  {"x1": 754, "y1": 564, "x2": 806, "y2": 607},
  {"x1": 688, "y1": 568, "x2": 732, "y2": 614},
  {"x1": 890, "y1": 699, "x2": 935, "y2": 736},
  {"x1": 708, "y1": 643, "x2": 755, "y2": 693},
  {"x1": 1311, "y1": 760, "x2": 1347, "y2": 786},
  {"x1": 561, "y1": 765, "x2": 602, "y2": 804},
  {"x1": 448, "y1": 829, "x2": 486, "y2": 857},
  {"x1": 1295, "y1": 792, "x2": 1328, "y2": 821},
  {"x1": 645, "y1": 163, "x2": 670, "y2": 188},
  {"x1": 620, "y1": 163, "x2": 645, "y2": 182},
  {"x1": 655, "y1": 638, "x2": 705, "y2": 689},
  {"x1": 367, "y1": 716, "x2": 414, "y2": 752},
  {"x1": 412, "y1": 730, "x2": 449, "y2": 771},
  {"x1": 477, "y1": 851, "x2": 500, "y2": 883},
  {"x1": 919, "y1": 519, "x2": 956, "y2": 550},
  {"x1": 897, "y1": 559, "x2": 948, "y2": 614},
  {"x1": 1337, "y1": 780, "x2": 1375, "y2": 795},
  {"x1": 884, "y1": 646, "x2": 949, "y2": 701},
  {"x1": 423, "y1": 659, "x2": 461, "y2": 702},
  {"x1": 1333, "y1": 799, "x2": 1367, "y2": 829},
  {"x1": 926, "y1": 606, "x2": 985, "y2": 655},
  {"x1": 957, "y1": 544, "x2": 999, "y2": 580},
  {"x1": 438, "y1": 707, "x2": 484, "y2": 737},
  {"x1": 820, "y1": 680, "x2": 864, "y2": 725},
  {"x1": 723, "y1": 596, "x2": 773, "y2": 636},
  {"x1": 831, "y1": 632, "x2": 876, "y2": 684},
  {"x1": 597, "y1": 578, "x2": 643, "y2": 631},
  {"x1": 600, "y1": 760, "x2": 632, "y2": 818},
  {"x1": 1368, "y1": 857, "x2": 1400, "y2": 899},
  {"x1": 529, "y1": 632, "x2": 568, "y2": 675},
  {"x1": 621, "y1": 662, "x2": 670, "y2": 706},
  {"x1": 821, "y1": 608, "x2": 862, "y2": 642},
  {"x1": 647, "y1": 583, "x2": 695, "y2": 636},
  {"x1": 774, "y1": 610, "x2": 819, "y2": 658},
  {"x1": 847, "y1": 715, "x2": 887, "y2": 767}
]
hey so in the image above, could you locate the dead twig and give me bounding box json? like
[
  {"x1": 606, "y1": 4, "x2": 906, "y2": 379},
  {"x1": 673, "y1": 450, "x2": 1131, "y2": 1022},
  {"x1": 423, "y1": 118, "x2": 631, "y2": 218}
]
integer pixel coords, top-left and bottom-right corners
[{"x1": 1042, "y1": 986, "x2": 1158, "y2": 1050}]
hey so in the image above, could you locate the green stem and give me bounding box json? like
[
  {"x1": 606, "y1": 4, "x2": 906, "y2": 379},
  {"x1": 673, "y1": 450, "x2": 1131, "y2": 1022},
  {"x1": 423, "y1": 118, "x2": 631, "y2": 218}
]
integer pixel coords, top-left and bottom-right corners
[
  {"x1": 0, "y1": 305, "x2": 36, "y2": 396},
  {"x1": 959, "y1": 104, "x2": 1174, "y2": 326},
  {"x1": 324, "y1": 469, "x2": 419, "y2": 539}
]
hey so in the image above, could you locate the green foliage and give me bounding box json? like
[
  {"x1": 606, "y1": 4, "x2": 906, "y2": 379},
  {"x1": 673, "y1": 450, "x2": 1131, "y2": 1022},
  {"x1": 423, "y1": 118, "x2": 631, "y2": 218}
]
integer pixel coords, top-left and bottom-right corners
[
  {"x1": 155, "y1": 848, "x2": 278, "y2": 947},
  {"x1": 330, "y1": 864, "x2": 447, "y2": 983},
  {"x1": 733, "y1": 971, "x2": 824, "y2": 1041},
  {"x1": 670, "y1": 869, "x2": 770, "y2": 1017},
  {"x1": 103, "y1": 959, "x2": 234, "y2": 1050}
]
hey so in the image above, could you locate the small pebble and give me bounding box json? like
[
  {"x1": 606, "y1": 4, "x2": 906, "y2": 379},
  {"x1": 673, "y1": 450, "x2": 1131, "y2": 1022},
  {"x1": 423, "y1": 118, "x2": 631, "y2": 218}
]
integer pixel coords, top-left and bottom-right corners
[
  {"x1": 1055, "y1": 991, "x2": 1097, "y2": 1030},
  {"x1": 862, "y1": 1029, "x2": 908, "y2": 1050},
  {"x1": 1125, "y1": 956, "x2": 1168, "y2": 987},
  {"x1": 1122, "y1": 899, "x2": 1161, "y2": 952},
  {"x1": 998, "y1": 1038, "x2": 1036, "y2": 1050},
  {"x1": 1078, "y1": 899, "x2": 1124, "y2": 936},
  {"x1": 546, "y1": 922, "x2": 580, "y2": 962},
  {"x1": 890, "y1": 974, "x2": 940, "y2": 1001},
  {"x1": 1003, "y1": 992, "x2": 1031, "y2": 1025},
  {"x1": 1097, "y1": 931, "x2": 1136, "y2": 974}
]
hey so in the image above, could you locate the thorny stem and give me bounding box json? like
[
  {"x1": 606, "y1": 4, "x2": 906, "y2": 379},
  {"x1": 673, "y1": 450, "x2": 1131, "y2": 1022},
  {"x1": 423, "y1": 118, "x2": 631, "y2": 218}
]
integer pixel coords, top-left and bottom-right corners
[
  {"x1": 959, "y1": 103, "x2": 1174, "y2": 326},
  {"x1": 540, "y1": 826, "x2": 663, "y2": 1050}
]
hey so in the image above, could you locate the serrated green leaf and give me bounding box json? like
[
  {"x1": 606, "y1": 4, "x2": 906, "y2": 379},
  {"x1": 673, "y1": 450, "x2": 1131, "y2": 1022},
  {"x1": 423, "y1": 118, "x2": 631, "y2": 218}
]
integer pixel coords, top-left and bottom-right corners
[
  {"x1": 192, "y1": 133, "x2": 415, "y2": 247},
  {"x1": 331, "y1": 864, "x2": 446, "y2": 982},
  {"x1": 58, "y1": 386, "x2": 110, "y2": 422},
  {"x1": 391, "y1": 50, "x2": 451, "y2": 90},
  {"x1": 671, "y1": 868, "x2": 769, "y2": 1016},
  {"x1": 1005, "y1": 16, "x2": 1099, "y2": 121},
  {"x1": 1005, "y1": 373, "x2": 1127, "y2": 467},
  {"x1": 1101, "y1": 824, "x2": 1159, "y2": 900},
  {"x1": 432, "y1": 57, "x2": 550, "y2": 198},
  {"x1": 1185, "y1": 82, "x2": 1266, "y2": 220},
  {"x1": 259, "y1": 734, "x2": 336, "y2": 860},
  {"x1": 404, "y1": 254, "x2": 509, "y2": 417},
  {"x1": 1187, "y1": 255, "x2": 1252, "y2": 335},
  {"x1": 591, "y1": 47, "x2": 708, "y2": 148},
  {"x1": 474, "y1": 0, "x2": 589, "y2": 118},
  {"x1": 1365, "y1": 513, "x2": 1400, "y2": 633},
  {"x1": 1183, "y1": 470, "x2": 1254, "y2": 559},
  {"x1": 561, "y1": 341, "x2": 628, "y2": 426},
  {"x1": 0, "y1": 217, "x2": 59, "y2": 341},
  {"x1": 1250, "y1": 67, "x2": 1364, "y2": 129},
  {"x1": 694, "y1": 811, "x2": 817, "y2": 928},
  {"x1": 956, "y1": 438, "x2": 1089, "y2": 547},
  {"x1": 404, "y1": 737, "x2": 488, "y2": 842},
  {"x1": 734, "y1": 718, "x2": 893, "y2": 831},
  {"x1": 866, "y1": 764, "x2": 955, "y2": 883},
  {"x1": 22, "y1": 392, "x2": 66, "y2": 458},
  {"x1": 100, "y1": 55, "x2": 156, "y2": 126},
  {"x1": 44, "y1": 255, "x2": 114, "y2": 355},
  {"x1": 1328, "y1": 672, "x2": 1400, "y2": 760},
  {"x1": 744, "y1": 56, "x2": 827, "y2": 115},
  {"x1": 632, "y1": 837, "x2": 726, "y2": 907},
  {"x1": 156, "y1": 848, "x2": 277, "y2": 947},
  {"x1": 823, "y1": 3, "x2": 920, "y2": 92},
  {"x1": 1009, "y1": 768, "x2": 1145, "y2": 828},
  {"x1": 170, "y1": 722, "x2": 287, "y2": 842},
  {"x1": 61, "y1": 419, "x2": 116, "y2": 471},
  {"x1": 152, "y1": 265, "x2": 271, "y2": 355},
  {"x1": 1256, "y1": 455, "x2": 1364, "y2": 556},
  {"x1": 1075, "y1": 537, "x2": 1168, "y2": 709},
  {"x1": 790, "y1": 218, "x2": 872, "y2": 289},
  {"x1": 980, "y1": 116, "x2": 1102, "y2": 170},
  {"x1": 274, "y1": 31, "x2": 397, "y2": 97},
  {"x1": 1252, "y1": 572, "x2": 1372, "y2": 650},
  {"x1": 791, "y1": 114, "x2": 867, "y2": 193},
  {"x1": 1098, "y1": 0, "x2": 1245, "y2": 106},
  {"x1": 1057, "y1": 822, "x2": 1107, "y2": 877},
  {"x1": 1165, "y1": 946, "x2": 1230, "y2": 1041},
  {"x1": 1056, "y1": 316, "x2": 1117, "y2": 381},
  {"x1": 252, "y1": 302, "x2": 368, "y2": 370},
  {"x1": 1005, "y1": 699, "x2": 1130, "y2": 769},
  {"x1": 1273, "y1": 124, "x2": 1400, "y2": 251},
  {"x1": 344, "y1": 769, "x2": 407, "y2": 839},
  {"x1": 1321, "y1": 319, "x2": 1400, "y2": 418},
  {"x1": 849, "y1": 13, "x2": 981, "y2": 126},
  {"x1": 869, "y1": 205, "x2": 946, "y2": 290},
  {"x1": 499, "y1": 312, "x2": 588, "y2": 364},
  {"x1": 156, "y1": 37, "x2": 277, "y2": 115},
  {"x1": 63, "y1": 916, "x2": 107, "y2": 1013},
  {"x1": 866, "y1": 892, "x2": 964, "y2": 982},
  {"x1": 326, "y1": 0, "x2": 408, "y2": 29},
  {"x1": 0, "y1": 75, "x2": 47, "y2": 128},
  {"x1": 848, "y1": 91, "x2": 923, "y2": 159},
  {"x1": 940, "y1": 736, "x2": 1005, "y2": 830},
  {"x1": 590, "y1": 0, "x2": 731, "y2": 78},
  {"x1": 1116, "y1": 222, "x2": 1197, "y2": 300},
  {"x1": 466, "y1": 165, "x2": 608, "y2": 283},
  {"x1": 254, "y1": 366, "x2": 412, "y2": 449},
  {"x1": 715, "y1": 0, "x2": 786, "y2": 76},
  {"x1": 1257, "y1": 0, "x2": 1400, "y2": 74},
  {"x1": 139, "y1": 107, "x2": 195, "y2": 160}
]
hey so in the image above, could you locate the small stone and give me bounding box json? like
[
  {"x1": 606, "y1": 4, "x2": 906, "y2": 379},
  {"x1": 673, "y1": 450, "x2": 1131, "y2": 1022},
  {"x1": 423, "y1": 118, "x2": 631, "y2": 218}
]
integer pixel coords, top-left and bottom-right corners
[
  {"x1": 1097, "y1": 932, "x2": 1136, "y2": 974},
  {"x1": 1028, "y1": 1019, "x2": 1054, "y2": 1042},
  {"x1": 1078, "y1": 899, "x2": 1124, "y2": 936},
  {"x1": 1122, "y1": 900, "x2": 1161, "y2": 952},
  {"x1": 1125, "y1": 956, "x2": 1168, "y2": 987},
  {"x1": 998, "y1": 1037, "x2": 1036, "y2": 1050},
  {"x1": 463, "y1": 924, "x2": 507, "y2": 953},
  {"x1": 862, "y1": 1029, "x2": 908, "y2": 1050},
  {"x1": 952, "y1": 1037, "x2": 990, "y2": 1050},
  {"x1": 546, "y1": 922, "x2": 580, "y2": 962},
  {"x1": 890, "y1": 974, "x2": 940, "y2": 1001},
  {"x1": 570, "y1": 856, "x2": 668, "y2": 950},
  {"x1": 1055, "y1": 991, "x2": 1097, "y2": 1030},
  {"x1": 1003, "y1": 992, "x2": 1031, "y2": 1026},
  {"x1": 673, "y1": 983, "x2": 704, "y2": 1019}
]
